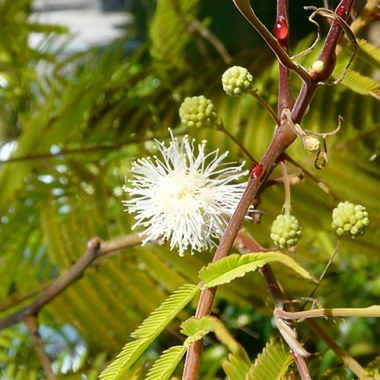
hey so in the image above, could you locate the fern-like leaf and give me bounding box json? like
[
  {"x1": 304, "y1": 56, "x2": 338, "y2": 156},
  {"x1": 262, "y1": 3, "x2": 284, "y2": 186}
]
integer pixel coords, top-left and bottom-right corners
[
  {"x1": 181, "y1": 316, "x2": 251, "y2": 380},
  {"x1": 131, "y1": 284, "x2": 199, "y2": 339},
  {"x1": 181, "y1": 316, "x2": 214, "y2": 337},
  {"x1": 180, "y1": 316, "x2": 214, "y2": 345},
  {"x1": 319, "y1": 366, "x2": 351, "y2": 380},
  {"x1": 199, "y1": 252, "x2": 316, "y2": 289},
  {"x1": 223, "y1": 351, "x2": 252, "y2": 380},
  {"x1": 145, "y1": 346, "x2": 187, "y2": 380},
  {"x1": 98, "y1": 339, "x2": 150, "y2": 380},
  {"x1": 149, "y1": 0, "x2": 200, "y2": 68},
  {"x1": 99, "y1": 284, "x2": 199, "y2": 380},
  {"x1": 357, "y1": 38, "x2": 380, "y2": 70},
  {"x1": 366, "y1": 354, "x2": 380, "y2": 380},
  {"x1": 247, "y1": 338, "x2": 293, "y2": 380},
  {"x1": 342, "y1": 69, "x2": 380, "y2": 99}
]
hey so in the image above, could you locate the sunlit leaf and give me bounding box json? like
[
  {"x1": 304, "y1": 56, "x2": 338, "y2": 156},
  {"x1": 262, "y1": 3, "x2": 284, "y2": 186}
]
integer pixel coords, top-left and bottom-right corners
[
  {"x1": 247, "y1": 338, "x2": 293, "y2": 380},
  {"x1": 199, "y1": 252, "x2": 317, "y2": 288}
]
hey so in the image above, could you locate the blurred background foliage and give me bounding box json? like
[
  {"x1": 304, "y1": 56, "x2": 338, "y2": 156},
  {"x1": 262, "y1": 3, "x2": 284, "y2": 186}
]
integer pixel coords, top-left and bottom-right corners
[{"x1": 0, "y1": 0, "x2": 379, "y2": 378}]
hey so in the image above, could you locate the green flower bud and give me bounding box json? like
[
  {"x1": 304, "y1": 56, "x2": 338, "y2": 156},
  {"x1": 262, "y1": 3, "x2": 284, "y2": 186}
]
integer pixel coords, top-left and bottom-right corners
[
  {"x1": 179, "y1": 96, "x2": 217, "y2": 128},
  {"x1": 332, "y1": 201, "x2": 369, "y2": 238},
  {"x1": 270, "y1": 214, "x2": 302, "y2": 249},
  {"x1": 222, "y1": 66, "x2": 253, "y2": 96}
]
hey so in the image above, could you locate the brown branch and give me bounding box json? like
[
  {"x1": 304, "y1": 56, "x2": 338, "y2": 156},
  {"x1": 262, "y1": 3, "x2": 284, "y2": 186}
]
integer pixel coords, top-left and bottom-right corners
[
  {"x1": 182, "y1": 120, "x2": 296, "y2": 380},
  {"x1": 182, "y1": 1, "x2": 354, "y2": 379},
  {"x1": 185, "y1": 17, "x2": 232, "y2": 64},
  {"x1": 0, "y1": 283, "x2": 51, "y2": 314},
  {"x1": 24, "y1": 314, "x2": 57, "y2": 380},
  {"x1": 0, "y1": 233, "x2": 145, "y2": 331},
  {"x1": 337, "y1": 0, "x2": 380, "y2": 54},
  {"x1": 0, "y1": 233, "x2": 146, "y2": 315},
  {"x1": 231, "y1": 0, "x2": 312, "y2": 84},
  {"x1": 169, "y1": 0, "x2": 232, "y2": 64}
]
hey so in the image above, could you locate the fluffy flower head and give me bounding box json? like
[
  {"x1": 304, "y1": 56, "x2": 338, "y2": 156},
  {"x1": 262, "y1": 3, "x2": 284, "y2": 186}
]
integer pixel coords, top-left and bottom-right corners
[{"x1": 123, "y1": 131, "x2": 248, "y2": 256}]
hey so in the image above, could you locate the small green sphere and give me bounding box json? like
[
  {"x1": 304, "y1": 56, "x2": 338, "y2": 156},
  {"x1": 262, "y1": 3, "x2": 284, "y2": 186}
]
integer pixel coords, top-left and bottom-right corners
[
  {"x1": 179, "y1": 96, "x2": 217, "y2": 128},
  {"x1": 222, "y1": 66, "x2": 253, "y2": 96},
  {"x1": 332, "y1": 201, "x2": 369, "y2": 238},
  {"x1": 270, "y1": 214, "x2": 302, "y2": 249}
]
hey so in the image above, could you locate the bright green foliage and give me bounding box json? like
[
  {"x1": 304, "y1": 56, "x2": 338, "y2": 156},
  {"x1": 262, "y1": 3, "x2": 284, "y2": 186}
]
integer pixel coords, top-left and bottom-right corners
[
  {"x1": 145, "y1": 346, "x2": 188, "y2": 380},
  {"x1": 342, "y1": 69, "x2": 380, "y2": 98},
  {"x1": 144, "y1": 315, "x2": 252, "y2": 380},
  {"x1": 149, "y1": 0, "x2": 200, "y2": 68},
  {"x1": 338, "y1": 39, "x2": 380, "y2": 99},
  {"x1": 270, "y1": 214, "x2": 302, "y2": 249},
  {"x1": 367, "y1": 355, "x2": 380, "y2": 379},
  {"x1": 182, "y1": 316, "x2": 244, "y2": 353},
  {"x1": 181, "y1": 316, "x2": 252, "y2": 379},
  {"x1": 131, "y1": 284, "x2": 199, "y2": 339},
  {"x1": 199, "y1": 252, "x2": 316, "y2": 288},
  {"x1": 223, "y1": 350, "x2": 252, "y2": 380},
  {"x1": 222, "y1": 66, "x2": 254, "y2": 96},
  {"x1": 1, "y1": 0, "x2": 380, "y2": 378},
  {"x1": 179, "y1": 95, "x2": 217, "y2": 128},
  {"x1": 246, "y1": 338, "x2": 293, "y2": 380},
  {"x1": 99, "y1": 284, "x2": 199, "y2": 380},
  {"x1": 98, "y1": 339, "x2": 151, "y2": 380},
  {"x1": 318, "y1": 366, "x2": 352, "y2": 380},
  {"x1": 332, "y1": 201, "x2": 369, "y2": 237},
  {"x1": 356, "y1": 39, "x2": 380, "y2": 70},
  {"x1": 181, "y1": 317, "x2": 214, "y2": 344}
]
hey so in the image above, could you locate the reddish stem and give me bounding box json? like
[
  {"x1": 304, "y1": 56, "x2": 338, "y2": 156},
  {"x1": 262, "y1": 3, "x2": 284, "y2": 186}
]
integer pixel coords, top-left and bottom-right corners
[
  {"x1": 276, "y1": 0, "x2": 294, "y2": 114},
  {"x1": 182, "y1": 1, "x2": 354, "y2": 379}
]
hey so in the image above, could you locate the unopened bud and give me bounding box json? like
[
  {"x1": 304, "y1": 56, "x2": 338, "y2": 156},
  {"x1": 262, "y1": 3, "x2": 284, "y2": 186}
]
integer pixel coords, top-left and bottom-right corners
[
  {"x1": 304, "y1": 136, "x2": 320, "y2": 152},
  {"x1": 310, "y1": 60, "x2": 324, "y2": 74},
  {"x1": 222, "y1": 66, "x2": 253, "y2": 96},
  {"x1": 179, "y1": 96, "x2": 217, "y2": 128}
]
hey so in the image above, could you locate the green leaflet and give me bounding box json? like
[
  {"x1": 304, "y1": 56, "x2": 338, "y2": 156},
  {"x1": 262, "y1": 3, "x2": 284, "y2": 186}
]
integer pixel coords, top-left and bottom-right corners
[
  {"x1": 99, "y1": 284, "x2": 199, "y2": 380},
  {"x1": 247, "y1": 338, "x2": 293, "y2": 380},
  {"x1": 181, "y1": 316, "x2": 214, "y2": 338},
  {"x1": 145, "y1": 346, "x2": 188, "y2": 380},
  {"x1": 367, "y1": 354, "x2": 380, "y2": 380},
  {"x1": 199, "y1": 252, "x2": 317, "y2": 289},
  {"x1": 149, "y1": 0, "x2": 200, "y2": 68},
  {"x1": 144, "y1": 317, "x2": 228, "y2": 380},
  {"x1": 180, "y1": 316, "x2": 214, "y2": 345},
  {"x1": 357, "y1": 38, "x2": 380, "y2": 70},
  {"x1": 335, "y1": 39, "x2": 380, "y2": 99},
  {"x1": 342, "y1": 69, "x2": 380, "y2": 99},
  {"x1": 131, "y1": 284, "x2": 199, "y2": 339},
  {"x1": 184, "y1": 316, "x2": 250, "y2": 354},
  {"x1": 181, "y1": 316, "x2": 251, "y2": 380},
  {"x1": 223, "y1": 351, "x2": 252, "y2": 380},
  {"x1": 319, "y1": 366, "x2": 351, "y2": 380},
  {"x1": 98, "y1": 340, "x2": 150, "y2": 380}
]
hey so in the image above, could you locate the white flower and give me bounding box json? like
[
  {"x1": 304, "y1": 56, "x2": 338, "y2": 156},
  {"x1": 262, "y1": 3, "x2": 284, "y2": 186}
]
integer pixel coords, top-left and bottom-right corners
[{"x1": 122, "y1": 131, "x2": 248, "y2": 256}]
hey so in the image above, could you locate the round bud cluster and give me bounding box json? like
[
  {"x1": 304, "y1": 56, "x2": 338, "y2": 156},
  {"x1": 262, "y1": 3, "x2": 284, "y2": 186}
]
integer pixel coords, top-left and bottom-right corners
[
  {"x1": 222, "y1": 66, "x2": 253, "y2": 96},
  {"x1": 332, "y1": 201, "x2": 369, "y2": 237},
  {"x1": 304, "y1": 136, "x2": 320, "y2": 152},
  {"x1": 179, "y1": 96, "x2": 217, "y2": 129},
  {"x1": 270, "y1": 214, "x2": 302, "y2": 249}
]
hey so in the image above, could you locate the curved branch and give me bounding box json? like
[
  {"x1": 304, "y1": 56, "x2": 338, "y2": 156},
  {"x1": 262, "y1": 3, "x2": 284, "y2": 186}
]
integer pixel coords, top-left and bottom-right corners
[
  {"x1": 0, "y1": 233, "x2": 145, "y2": 331},
  {"x1": 231, "y1": 0, "x2": 312, "y2": 84}
]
